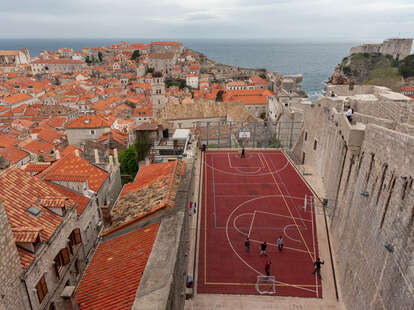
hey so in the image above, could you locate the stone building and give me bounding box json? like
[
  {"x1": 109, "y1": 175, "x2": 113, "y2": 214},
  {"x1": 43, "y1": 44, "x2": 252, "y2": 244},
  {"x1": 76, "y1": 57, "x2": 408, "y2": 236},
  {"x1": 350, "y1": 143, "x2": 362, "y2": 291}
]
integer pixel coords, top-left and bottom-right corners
[
  {"x1": 150, "y1": 75, "x2": 167, "y2": 112},
  {"x1": 65, "y1": 115, "x2": 116, "y2": 146},
  {"x1": 150, "y1": 41, "x2": 184, "y2": 54},
  {"x1": 293, "y1": 85, "x2": 414, "y2": 309},
  {"x1": 75, "y1": 158, "x2": 193, "y2": 310},
  {"x1": 0, "y1": 167, "x2": 102, "y2": 310},
  {"x1": 350, "y1": 38, "x2": 413, "y2": 61},
  {"x1": 0, "y1": 48, "x2": 31, "y2": 72},
  {"x1": 147, "y1": 52, "x2": 177, "y2": 74},
  {"x1": 31, "y1": 59, "x2": 84, "y2": 74}
]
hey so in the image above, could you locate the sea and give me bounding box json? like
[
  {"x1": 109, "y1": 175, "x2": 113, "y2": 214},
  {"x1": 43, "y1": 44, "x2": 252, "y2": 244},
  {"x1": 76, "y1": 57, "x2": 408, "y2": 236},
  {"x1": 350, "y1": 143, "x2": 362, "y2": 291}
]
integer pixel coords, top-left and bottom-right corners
[{"x1": 0, "y1": 38, "x2": 358, "y2": 101}]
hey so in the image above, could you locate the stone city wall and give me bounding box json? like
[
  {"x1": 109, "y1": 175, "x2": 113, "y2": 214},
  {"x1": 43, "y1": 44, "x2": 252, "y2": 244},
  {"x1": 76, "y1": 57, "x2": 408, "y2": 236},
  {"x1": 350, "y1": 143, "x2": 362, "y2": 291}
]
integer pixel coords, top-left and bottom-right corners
[{"x1": 331, "y1": 124, "x2": 414, "y2": 310}]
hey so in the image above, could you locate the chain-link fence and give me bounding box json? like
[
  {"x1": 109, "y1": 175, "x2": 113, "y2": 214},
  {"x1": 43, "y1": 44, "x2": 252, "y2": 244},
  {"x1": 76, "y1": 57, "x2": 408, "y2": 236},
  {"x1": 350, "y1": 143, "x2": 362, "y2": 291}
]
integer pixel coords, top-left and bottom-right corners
[{"x1": 196, "y1": 120, "x2": 303, "y2": 149}]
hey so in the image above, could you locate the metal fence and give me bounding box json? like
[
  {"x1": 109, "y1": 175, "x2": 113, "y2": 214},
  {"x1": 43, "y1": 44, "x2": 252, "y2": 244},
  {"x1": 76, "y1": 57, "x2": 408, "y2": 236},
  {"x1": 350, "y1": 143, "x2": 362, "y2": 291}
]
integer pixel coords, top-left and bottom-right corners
[{"x1": 196, "y1": 120, "x2": 303, "y2": 149}]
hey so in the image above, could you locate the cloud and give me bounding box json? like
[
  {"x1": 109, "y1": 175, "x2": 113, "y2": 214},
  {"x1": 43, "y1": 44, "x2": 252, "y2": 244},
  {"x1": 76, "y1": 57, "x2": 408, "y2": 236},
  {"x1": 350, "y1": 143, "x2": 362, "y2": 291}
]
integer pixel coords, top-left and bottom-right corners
[{"x1": 0, "y1": 0, "x2": 413, "y2": 39}]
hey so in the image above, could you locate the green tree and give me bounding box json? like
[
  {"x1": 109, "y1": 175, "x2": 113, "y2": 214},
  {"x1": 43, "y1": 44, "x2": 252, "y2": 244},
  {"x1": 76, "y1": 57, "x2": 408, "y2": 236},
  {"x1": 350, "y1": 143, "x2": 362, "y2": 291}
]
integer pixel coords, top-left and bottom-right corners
[
  {"x1": 131, "y1": 50, "x2": 140, "y2": 62},
  {"x1": 146, "y1": 67, "x2": 154, "y2": 74},
  {"x1": 119, "y1": 146, "x2": 138, "y2": 178},
  {"x1": 85, "y1": 55, "x2": 92, "y2": 65},
  {"x1": 98, "y1": 51, "x2": 103, "y2": 62},
  {"x1": 134, "y1": 131, "x2": 152, "y2": 162},
  {"x1": 259, "y1": 112, "x2": 267, "y2": 120},
  {"x1": 399, "y1": 55, "x2": 414, "y2": 78},
  {"x1": 37, "y1": 154, "x2": 45, "y2": 162}
]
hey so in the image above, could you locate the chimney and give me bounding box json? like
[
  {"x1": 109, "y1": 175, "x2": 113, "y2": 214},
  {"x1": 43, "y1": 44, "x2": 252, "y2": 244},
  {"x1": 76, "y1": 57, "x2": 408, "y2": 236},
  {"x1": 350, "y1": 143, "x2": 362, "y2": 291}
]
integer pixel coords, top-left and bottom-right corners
[
  {"x1": 55, "y1": 150, "x2": 60, "y2": 160},
  {"x1": 94, "y1": 149, "x2": 100, "y2": 164},
  {"x1": 100, "y1": 201, "x2": 112, "y2": 226},
  {"x1": 74, "y1": 149, "x2": 80, "y2": 157},
  {"x1": 109, "y1": 155, "x2": 114, "y2": 171},
  {"x1": 145, "y1": 157, "x2": 150, "y2": 166},
  {"x1": 114, "y1": 148, "x2": 119, "y2": 165}
]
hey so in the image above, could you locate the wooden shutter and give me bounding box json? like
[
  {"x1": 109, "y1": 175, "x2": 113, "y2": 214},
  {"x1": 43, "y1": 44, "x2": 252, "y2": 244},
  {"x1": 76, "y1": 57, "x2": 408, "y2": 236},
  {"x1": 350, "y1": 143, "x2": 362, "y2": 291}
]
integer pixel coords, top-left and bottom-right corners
[
  {"x1": 61, "y1": 248, "x2": 70, "y2": 265},
  {"x1": 74, "y1": 228, "x2": 82, "y2": 244},
  {"x1": 35, "y1": 275, "x2": 48, "y2": 304},
  {"x1": 53, "y1": 256, "x2": 61, "y2": 279}
]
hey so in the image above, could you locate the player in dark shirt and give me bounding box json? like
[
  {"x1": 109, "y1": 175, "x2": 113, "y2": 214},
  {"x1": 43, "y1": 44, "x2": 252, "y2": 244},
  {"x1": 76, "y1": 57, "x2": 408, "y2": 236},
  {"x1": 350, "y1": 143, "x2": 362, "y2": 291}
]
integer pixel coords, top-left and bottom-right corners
[{"x1": 312, "y1": 257, "x2": 324, "y2": 279}]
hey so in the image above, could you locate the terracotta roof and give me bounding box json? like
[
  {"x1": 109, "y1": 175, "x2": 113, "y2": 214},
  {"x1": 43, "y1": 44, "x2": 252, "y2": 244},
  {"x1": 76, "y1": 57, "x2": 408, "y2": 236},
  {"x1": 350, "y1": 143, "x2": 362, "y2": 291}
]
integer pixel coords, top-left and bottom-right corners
[
  {"x1": 135, "y1": 120, "x2": 159, "y2": 131},
  {"x1": 0, "y1": 147, "x2": 29, "y2": 164},
  {"x1": 22, "y1": 140, "x2": 54, "y2": 155},
  {"x1": 76, "y1": 222, "x2": 160, "y2": 310},
  {"x1": 12, "y1": 228, "x2": 40, "y2": 243},
  {"x1": 60, "y1": 144, "x2": 83, "y2": 157},
  {"x1": 250, "y1": 75, "x2": 268, "y2": 84},
  {"x1": 38, "y1": 153, "x2": 109, "y2": 192},
  {"x1": 0, "y1": 168, "x2": 76, "y2": 269},
  {"x1": 23, "y1": 162, "x2": 51, "y2": 173},
  {"x1": 32, "y1": 58, "x2": 83, "y2": 64},
  {"x1": 2, "y1": 93, "x2": 32, "y2": 105},
  {"x1": 47, "y1": 182, "x2": 91, "y2": 215},
  {"x1": 0, "y1": 135, "x2": 19, "y2": 148},
  {"x1": 105, "y1": 160, "x2": 183, "y2": 235},
  {"x1": 66, "y1": 115, "x2": 114, "y2": 129}
]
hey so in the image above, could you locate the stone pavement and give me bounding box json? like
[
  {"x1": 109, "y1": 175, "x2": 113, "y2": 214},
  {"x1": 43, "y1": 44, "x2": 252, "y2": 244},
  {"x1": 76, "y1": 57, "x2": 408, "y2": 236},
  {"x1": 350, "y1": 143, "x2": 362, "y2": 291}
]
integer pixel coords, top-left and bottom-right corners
[{"x1": 185, "y1": 152, "x2": 346, "y2": 310}]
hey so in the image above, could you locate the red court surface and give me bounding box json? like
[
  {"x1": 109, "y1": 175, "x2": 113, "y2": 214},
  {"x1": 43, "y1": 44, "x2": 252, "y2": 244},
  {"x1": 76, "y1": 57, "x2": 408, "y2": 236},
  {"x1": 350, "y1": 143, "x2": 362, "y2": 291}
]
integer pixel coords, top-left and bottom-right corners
[{"x1": 197, "y1": 150, "x2": 322, "y2": 298}]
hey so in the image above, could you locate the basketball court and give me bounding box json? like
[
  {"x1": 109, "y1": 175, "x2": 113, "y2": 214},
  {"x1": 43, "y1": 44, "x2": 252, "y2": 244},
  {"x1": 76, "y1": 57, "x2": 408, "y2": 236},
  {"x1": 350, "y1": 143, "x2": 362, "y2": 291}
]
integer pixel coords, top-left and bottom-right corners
[{"x1": 197, "y1": 150, "x2": 322, "y2": 298}]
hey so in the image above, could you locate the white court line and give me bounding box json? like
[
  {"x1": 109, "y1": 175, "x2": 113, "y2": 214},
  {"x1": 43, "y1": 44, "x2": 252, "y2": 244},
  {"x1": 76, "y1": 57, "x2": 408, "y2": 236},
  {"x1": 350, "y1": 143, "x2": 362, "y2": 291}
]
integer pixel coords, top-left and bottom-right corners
[
  {"x1": 225, "y1": 196, "x2": 319, "y2": 294},
  {"x1": 204, "y1": 157, "x2": 290, "y2": 177},
  {"x1": 284, "y1": 224, "x2": 301, "y2": 242},
  {"x1": 311, "y1": 197, "x2": 319, "y2": 297},
  {"x1": 233, "y1": 213, "x2": 252, "y2": 236},
  {"x1": 247, "y1": 211, "x2": 256, "y2": 238},
  {"x1": 215, "y1": 182, "x2": 282, "y2": 185},
  {"x1": 248, "y1": 239, "x2": 310, "y2": 255},
  {"x1": 227, "y1": 152, "x2": 262, "y2": 174},
  {"x1": 212, "y1": 156, "x2": 218, "y2": 228},
  {"x1": 213, "y1": 194, "x2": 306, "y2": 200},
  {"x1": 256, "y1": 210, "x2": 312, "y2": 223}
]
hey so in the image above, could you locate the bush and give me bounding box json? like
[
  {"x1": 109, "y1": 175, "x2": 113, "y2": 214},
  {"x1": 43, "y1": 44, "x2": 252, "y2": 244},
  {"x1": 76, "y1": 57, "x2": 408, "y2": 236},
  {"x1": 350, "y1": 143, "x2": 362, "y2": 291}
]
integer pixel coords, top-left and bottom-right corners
[
  {"x1": 268, "y1": 136, "x2": 282, "y2": 148},
  {"x1": 399, "y1": 55, "x2": 414, "y2": 78},
  {"x1": 342, "y1": 66, "x2": 351, "y2": 75}
]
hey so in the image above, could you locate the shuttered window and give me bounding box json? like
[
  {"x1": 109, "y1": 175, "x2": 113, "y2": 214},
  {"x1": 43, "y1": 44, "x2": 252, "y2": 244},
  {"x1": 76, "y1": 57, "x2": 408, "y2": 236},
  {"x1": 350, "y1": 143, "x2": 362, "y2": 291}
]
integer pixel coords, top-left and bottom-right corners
[
  {"x1": 54, "y1": 247, "x2": 70, "y2": 278},
  {"x1": 35, "y1": 275, "x2": 48, "y2": 304}
]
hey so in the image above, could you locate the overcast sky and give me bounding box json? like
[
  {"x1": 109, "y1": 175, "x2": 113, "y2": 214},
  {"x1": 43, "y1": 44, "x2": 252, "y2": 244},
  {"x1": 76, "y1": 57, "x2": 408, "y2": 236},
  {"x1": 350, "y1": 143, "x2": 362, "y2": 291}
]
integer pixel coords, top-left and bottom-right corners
[{"x1": 1, "y1": 0, "x2": 413, "y2": 40}]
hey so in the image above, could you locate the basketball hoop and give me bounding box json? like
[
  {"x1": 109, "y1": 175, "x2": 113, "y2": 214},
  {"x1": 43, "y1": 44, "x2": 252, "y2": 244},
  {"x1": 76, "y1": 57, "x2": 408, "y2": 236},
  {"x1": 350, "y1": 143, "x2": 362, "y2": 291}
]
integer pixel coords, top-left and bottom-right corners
[{"x1": 256, "y1": 275, "x2": 276, "y2": 295}]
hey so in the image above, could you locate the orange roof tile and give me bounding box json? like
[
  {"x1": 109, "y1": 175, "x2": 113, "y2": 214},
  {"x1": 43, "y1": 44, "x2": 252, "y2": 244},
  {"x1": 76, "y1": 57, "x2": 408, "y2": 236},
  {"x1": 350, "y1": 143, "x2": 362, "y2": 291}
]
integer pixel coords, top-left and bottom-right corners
[
  {"x1": 2, "y1": 93, "x2": 32, "y2": 105},
  {"x1": 22, "y1": 140, "x2": 54, "y2": 155},
  {"x1": 0, "y1": 135, "x2": 19, "y2": 148},
  {"x1": 0, "y1": 147, "x2": 29, "y2": 164},
  {"x1": 47, "y1": 182, "x2": 90, "y2": 215},
  {"x1": 38, "y1": 153, "x2": 109, "y2": 192},
  {"x1": 75, "y1": 223, "x2": 160, "y2": 310},
  {"x1": 121, "y1": 161, "x2": 175, "y2": 197},
  {"x1": 66, "y1": 115, "x2": 115, "y2": 129},
  {"x1": 0, "y1": 168, "x2": 76, "y2": 269}
]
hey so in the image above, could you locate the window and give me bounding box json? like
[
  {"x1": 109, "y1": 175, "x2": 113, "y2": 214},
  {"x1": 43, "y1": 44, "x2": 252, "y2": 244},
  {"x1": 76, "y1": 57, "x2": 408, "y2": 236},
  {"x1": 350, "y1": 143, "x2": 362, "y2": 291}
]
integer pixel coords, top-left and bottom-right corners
[
  {"x1": 304, "y1": 131, "x2": 308, "y2": 141},
  {"x1": 27, "y1": 206, "x2": 41, "y2": 217},
  {"x1": 35, "y1": 275, "x2": 48, "y2": 304},
  {"x1": 68, "y1": 228, "x2": 82, "y2": 254},
  {"x1": 313, "y1": 140, "x2": 317, "y2": 151},
  {"x1": 90, "y1": 130, "x2": 96, "y2": 135},
  {"x1": 53, "y1": 248, "x2": 70, "y2": 278}
]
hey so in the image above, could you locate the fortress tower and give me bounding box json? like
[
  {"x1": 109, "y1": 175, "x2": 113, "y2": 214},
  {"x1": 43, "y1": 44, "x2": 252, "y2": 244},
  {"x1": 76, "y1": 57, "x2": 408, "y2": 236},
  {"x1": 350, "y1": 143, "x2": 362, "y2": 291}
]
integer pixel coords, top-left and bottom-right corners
[{"x1": 350, "y1": 38, "x2": 413, "y2": 60}]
